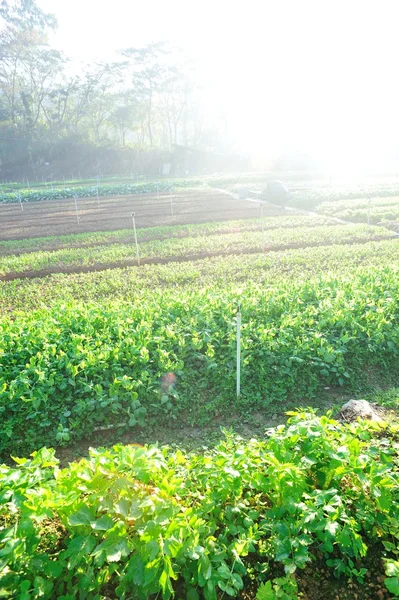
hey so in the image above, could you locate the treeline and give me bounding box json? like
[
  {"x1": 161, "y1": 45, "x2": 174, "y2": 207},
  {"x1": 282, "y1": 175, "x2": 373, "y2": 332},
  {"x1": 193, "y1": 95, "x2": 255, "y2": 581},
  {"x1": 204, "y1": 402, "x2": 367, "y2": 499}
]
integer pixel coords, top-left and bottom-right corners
[{"x1": 0, "y1": 1, "x2": 217, "y2": 179}]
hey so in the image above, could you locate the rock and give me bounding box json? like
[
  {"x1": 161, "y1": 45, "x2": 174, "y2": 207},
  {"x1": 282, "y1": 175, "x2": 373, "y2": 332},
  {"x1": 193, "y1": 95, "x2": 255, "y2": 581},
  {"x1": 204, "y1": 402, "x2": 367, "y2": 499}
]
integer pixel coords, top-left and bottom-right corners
[{"x1": 339, "y1": 399, "x2": 383, "y2": 423}]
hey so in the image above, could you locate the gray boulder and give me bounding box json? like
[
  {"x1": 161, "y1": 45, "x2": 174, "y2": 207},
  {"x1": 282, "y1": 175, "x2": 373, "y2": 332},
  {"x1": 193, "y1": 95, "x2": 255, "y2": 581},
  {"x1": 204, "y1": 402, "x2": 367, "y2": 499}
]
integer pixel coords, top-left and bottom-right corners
[{"x1": 340, "y1": 399, "x2": 383, "y2": 423}]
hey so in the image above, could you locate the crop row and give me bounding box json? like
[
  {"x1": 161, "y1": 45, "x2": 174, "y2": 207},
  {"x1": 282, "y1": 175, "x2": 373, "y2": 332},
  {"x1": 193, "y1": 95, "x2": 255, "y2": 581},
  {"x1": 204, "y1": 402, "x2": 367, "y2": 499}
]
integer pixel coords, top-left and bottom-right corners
[
  {"x1": 1, "y1": 412, "x2": 399, "y2": 599},
  {"x1": 335, "y1": 206, "x2": 399, "y2": 224},
  {"x1": 0, "y1": 174, "x2": 156, "y2": 192},
  {"x1": 0, "y1": 179, "x2": 199, "y2": 204},
  {"x1": 290, "y1": 184, "x2": 399, "y2": 209},
  {"x1": 0, "y1": 173, "x2": 282, "y2": 197},
  {"x1": 0, "y1": 223, "x2": 391, "y2": 276},
  {"x1": 0, "y1": 214, "x2": 337, "y2": 254},
  {"x1": 1, "y1": 265, "x2": 399, "y2": 456},
  {"x1": 3, "y1": 173, "x2": 399, "y2": 205},
  {"x1": 1, "y1": 239, "x2": 399, "y2": 316},
  {"x1": 0, "y1": 171, "x2": 314, "y2": 203},
  {"x1": 316, "y1": 195, "x2": 399, "y2": 224}
]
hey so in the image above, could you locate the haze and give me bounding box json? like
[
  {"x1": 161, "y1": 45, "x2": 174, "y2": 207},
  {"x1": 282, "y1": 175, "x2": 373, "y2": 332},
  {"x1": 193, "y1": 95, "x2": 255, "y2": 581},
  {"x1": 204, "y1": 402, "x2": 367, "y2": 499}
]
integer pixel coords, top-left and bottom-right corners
[{"x1": 35, "y1": 0, "x2": 399, "y2": 174}]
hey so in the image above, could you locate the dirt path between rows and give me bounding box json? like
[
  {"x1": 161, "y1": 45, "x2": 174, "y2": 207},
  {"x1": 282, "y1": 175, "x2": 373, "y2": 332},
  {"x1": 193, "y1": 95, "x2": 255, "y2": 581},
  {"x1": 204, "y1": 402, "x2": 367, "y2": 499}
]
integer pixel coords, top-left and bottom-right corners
[{"x1": 1, "y1": 235, "x2": 395, "y2": 282}]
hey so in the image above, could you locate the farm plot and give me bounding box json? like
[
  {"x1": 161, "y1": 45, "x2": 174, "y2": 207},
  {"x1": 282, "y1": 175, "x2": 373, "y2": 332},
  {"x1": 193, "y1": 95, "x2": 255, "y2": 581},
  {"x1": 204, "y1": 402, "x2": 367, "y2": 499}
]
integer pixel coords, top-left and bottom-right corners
[
  {"x1": 3, "y1": 179, "x2": 399, "y2": 600},
  {"x1": 1, "y1": 238, "x2": 399, "y2": 316},
  {"x1": 0, "y1": 222, "x2": 392, "y2": 279},
  {"x1": 1, "y1": 264, "x2": 399, "y2": 458},
  {"x1": 0, "y1": 188, "x2": 272, "y2": 240},
  {"x1": 3, "y1": 413, "x2": 399, "y2": 600},
  {"x1": 0, "y1": 214, "x2": 338, "y2": 255},
  {"x1": 289, "y1": 183, "x2": 399, "y2": 209},
  {"x1": 317, "y1": 195, "x2": 399, "y2": 225}
]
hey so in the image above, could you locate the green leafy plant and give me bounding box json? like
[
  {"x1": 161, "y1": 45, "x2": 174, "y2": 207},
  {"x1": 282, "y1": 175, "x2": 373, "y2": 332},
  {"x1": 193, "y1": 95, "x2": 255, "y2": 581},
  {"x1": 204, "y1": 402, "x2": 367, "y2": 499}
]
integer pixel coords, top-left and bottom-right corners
[{"x1": 2, "y1": 412, "x2": 399, "y2": 598}]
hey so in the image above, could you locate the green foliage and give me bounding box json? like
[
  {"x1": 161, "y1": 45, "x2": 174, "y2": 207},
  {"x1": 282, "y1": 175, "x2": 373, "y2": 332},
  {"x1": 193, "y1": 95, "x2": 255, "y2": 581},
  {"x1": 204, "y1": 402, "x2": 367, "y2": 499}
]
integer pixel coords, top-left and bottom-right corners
[
  {"x1": 1, "y1": 412, "x2": 399, "y2": 598},
  {"x1": 317, "y1": 195, "x2": 399, "y2": 225},
  {"x1": 0, "y1": 222, "x2": 391, "y2": 276},
  {"x1": 0, "y1": 214, "x2": 334, "y2": 254},
  {"x1": 1, "y1": 239, "x2": 399, "y2": 316},
  {"x1": 3, "y1": 176, "x2": 399, "y2": 207},
  {"x1": 0, "y1": 179, "x2": 195, "y2": 204},
  {"x1": 290, "y1": 184, "x2": 399, "y2": 210},
  {"x1": 385, "y1": 560, "x2": 399, "y2": 597},
  {"x1": 256, "y1": 577, "x2": 298, "y2": 599},
  {"x1": 2, "y1": 266, "x2": 399, "y2": 456}
]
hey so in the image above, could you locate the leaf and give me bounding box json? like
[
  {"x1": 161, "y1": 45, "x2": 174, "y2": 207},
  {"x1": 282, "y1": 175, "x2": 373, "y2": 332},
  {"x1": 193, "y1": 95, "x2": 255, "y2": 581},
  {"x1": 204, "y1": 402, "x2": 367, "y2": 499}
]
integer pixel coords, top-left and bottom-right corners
[
  {"x1": 69, "y1": 506, "x2": 96, "y2": 527},
  {"x1": 385, "y1": 560, "x2": 399, "y2": 577},
  {"x1": 159, "y1": 569, "x2": 174, "y2": 597},
  {"x1": 44, "y1": 561, "x2": 63, "y2": 578},
  {"x1": 63, "y1": 535, "x2": 96, "y2": 569},
  {"x1": 325, "y1": 521, "x2": 339, "y2": 536},
  {"x1": 385, "y1": 577, "x2": 399, "y2": 596},
  {"x1": 231, "y1": 572, "x2": 244, "y2": 590},
  {"x1": 204, "y1": 580, "x2": 218, "y2": 600},
  {"x1": 217, "y1": 564, "x2": 231, "y2": 579},
  {"x1": 187, "y1": 589, "x2": 200, "y2": 600},
  {"x1": 256, "y1": 581, "x2": 275, "y2": 600},
  {"x1": 20, "y1": 581, "x2": 31, "y2": 593},
  {"x1": 91, "y1": 515, "x2": 114, "y2": 531},
  {"x1": 92, "y1": 537, "x2": 130, "y2": 563},
  {"x1": 115, "y1": 498, "x2": 130, "y2": 517}
]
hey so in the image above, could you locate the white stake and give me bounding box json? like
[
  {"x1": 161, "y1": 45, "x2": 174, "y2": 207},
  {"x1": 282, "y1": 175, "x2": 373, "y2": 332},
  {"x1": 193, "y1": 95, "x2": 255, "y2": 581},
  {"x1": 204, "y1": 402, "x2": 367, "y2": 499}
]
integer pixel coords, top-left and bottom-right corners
[
  {"x1": 236, "y1": 302, "x2": 241, "y2": 398},
  {"x1": 170, "y1": 190, "x2": 174, "y2": 216},
  {"x1": 74, "y1": 194, "x2": 80, "y2": 224},
  {"x1": 18, "y1": 193, "x2": 23, "y2": 211},
  {"x1": 131, "y1": 212, "x2": 140, "y2": 266}
]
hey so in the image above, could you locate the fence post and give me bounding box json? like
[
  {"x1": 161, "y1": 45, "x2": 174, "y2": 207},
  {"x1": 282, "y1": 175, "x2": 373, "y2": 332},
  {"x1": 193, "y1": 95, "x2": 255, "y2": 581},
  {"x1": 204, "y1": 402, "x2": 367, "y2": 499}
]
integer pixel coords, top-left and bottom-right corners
[
  {"x1": 74, "y1": 194, "x2": 80, "y2": 224},
  {"x1": 237, "y1": 302, "x2": 241, "y2": 398},
  {"x1": 131, "y1": 212, "x2": 140, "y2": 266}
]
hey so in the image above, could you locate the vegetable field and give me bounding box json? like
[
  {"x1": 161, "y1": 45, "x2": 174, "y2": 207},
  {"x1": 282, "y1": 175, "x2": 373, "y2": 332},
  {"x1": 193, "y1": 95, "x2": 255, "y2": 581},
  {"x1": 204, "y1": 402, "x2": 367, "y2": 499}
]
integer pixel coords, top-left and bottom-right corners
[
  {"x1": 2, "y1": 263, "x2": 399, "y2": 458},
  {"x1": 2, "y1": 412, "x2": 399, "y2": 600},
  {"x1": 0, "y1": 221, "x2": 392, "y2": 279},
  {"x1": 2, "y1": 182, "x2": 399, "y2": 599}
]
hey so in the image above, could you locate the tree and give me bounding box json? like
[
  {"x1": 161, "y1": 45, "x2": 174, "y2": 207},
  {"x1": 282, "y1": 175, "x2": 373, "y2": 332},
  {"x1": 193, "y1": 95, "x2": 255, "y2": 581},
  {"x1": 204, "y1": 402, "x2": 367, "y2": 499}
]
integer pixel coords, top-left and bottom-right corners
[
  {"x1": 0, "y1": 25, "x2": 63, "y2": 131},
  {"x1": 121, "y1": 43, "x2": 174, "y2": 148},
  {"x1": 0, "y1": 0, "x2": 56, "y2": 30}
]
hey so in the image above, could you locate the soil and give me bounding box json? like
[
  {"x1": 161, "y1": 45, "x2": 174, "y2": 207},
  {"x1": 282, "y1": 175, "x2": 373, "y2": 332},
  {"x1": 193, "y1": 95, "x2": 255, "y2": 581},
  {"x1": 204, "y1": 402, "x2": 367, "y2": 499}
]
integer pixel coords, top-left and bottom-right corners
[
  {"x1": 0, "y1": 189, "x2": 280, "y2": 241},
  {"x1": 1, "y1": 235, "x2": 394, "y2": 282},
  {"x1": 239, "y1": 547, "x2": 394, "y2": 599}
]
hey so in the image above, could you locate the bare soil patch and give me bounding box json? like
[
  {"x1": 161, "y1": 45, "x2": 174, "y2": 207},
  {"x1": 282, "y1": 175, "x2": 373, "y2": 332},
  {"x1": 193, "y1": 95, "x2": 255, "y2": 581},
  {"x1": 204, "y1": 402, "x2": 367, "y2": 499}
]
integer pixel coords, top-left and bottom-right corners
[{"x1": 0, "y1": 189, "x2": 281, "y2": 241}]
